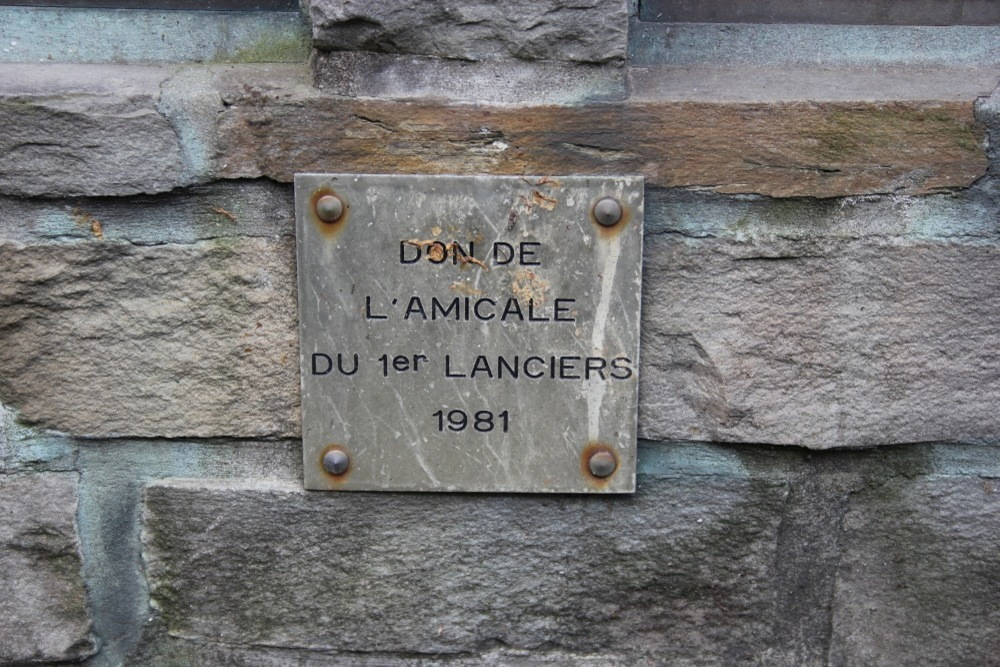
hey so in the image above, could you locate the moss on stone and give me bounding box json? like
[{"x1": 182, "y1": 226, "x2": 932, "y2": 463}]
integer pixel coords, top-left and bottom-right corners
[
  {"x1": 804, "y1": 107, "x2": 981, "y2": 163},
  {"x1": 217, "y1": 32, "x2": 310, "y2": 64}
]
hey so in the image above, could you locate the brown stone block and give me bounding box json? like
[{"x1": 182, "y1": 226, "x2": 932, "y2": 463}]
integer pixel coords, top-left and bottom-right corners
[{"x1": 216, "y1": 95, "x2": 986, "y2": 198}]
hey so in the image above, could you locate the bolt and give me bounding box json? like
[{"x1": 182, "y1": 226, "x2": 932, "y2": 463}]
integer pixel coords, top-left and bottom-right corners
[
  {"x1": 315, "y1": 194, "x2": 344, "y2": 223},
  {"x1": 593, "y1": 197, "x2": 623, "y2": 227},
  {"x1": 322, "y1": 448, "x2": 350, "y2": 476},
  {"x1": 588, "y1": 449, "x2": 617, "y2": 478}
]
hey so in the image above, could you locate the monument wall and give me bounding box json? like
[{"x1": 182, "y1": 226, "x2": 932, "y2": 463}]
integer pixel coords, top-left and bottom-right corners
[{"x1": 1, "y1": 1, "x2": 1000, "y2": 663}]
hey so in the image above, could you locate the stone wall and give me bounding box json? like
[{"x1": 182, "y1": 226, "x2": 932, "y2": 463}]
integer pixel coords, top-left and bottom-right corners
[{"x1": 1, "y1": 1, "x2": 1000, "y2": 664}]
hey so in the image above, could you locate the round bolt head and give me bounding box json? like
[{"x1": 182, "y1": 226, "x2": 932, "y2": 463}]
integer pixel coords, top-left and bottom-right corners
[
  {"x1": 588, "y1": 449, "x2": 617, "y2": 478},
  {"x1": 322, "y1": 448, "x2": 350, "y2": 476},
  {"x1": 315, "y1": 194, "x2": 344, "y2": 223},
  {"x1": 593, "y1": 197, "x2": 623, "y2": 227}
]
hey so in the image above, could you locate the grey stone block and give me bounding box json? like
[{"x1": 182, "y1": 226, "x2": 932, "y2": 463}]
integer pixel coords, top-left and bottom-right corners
[
  {"x1": 0, "y1": 81, "x2": 188, "y2": 198},
  {"x1": 0, "y1": 473, "x2": 95, "y2": 663},
  {"x1": 312, "y1": 50, "x2": 626, "y2": 105},
  {"x1": 142, "y1": 476, "x2": 787, "y2": 660},
  {"x1": 830, "y1": 476, "x2": 1000, "y2": 665},
  {"x1": 640, "y1": 235, "x2": 1000, "y2": 447},
  {"x1": 309, "y1": 0, "x2": 628, "y2": 64}
]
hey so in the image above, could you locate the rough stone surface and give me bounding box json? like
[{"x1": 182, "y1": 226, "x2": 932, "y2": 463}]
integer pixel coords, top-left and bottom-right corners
[
  {"x1": 309, "y1": 0, "x2": 627, "y2": 64},
  {"x1": 0, "y1": 238, "x2": 299, "y2": 438},
  {"x1": 830, "y1": 476, "x2": 1000, "y2": 665},
  {"x1": 3, "y1": 184, "x2": 1000, "y2": 446},
  {"x1": 142, "y1": 475, "x2": 788, "y2": 661},
  {"x1": 640, "y1": 235, "x2": 1000, "y2": 447},
  {"x1": 0, "y1": 473, "x2": 95, "y2": 663},
  {"x1": 0, "y1": 88, "x2": 188, "y2": 198}
]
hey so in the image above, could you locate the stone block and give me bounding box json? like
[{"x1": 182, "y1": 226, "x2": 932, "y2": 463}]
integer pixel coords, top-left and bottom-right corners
[
  {"x1": 0, "y1": 473, "x2": 95, "y2": 663},
  {"x1": 0, "y1": 238, "x2": 299, "y2": 438},
  {"x1": 640, "y1": 234, "x2": 1000, "y2": 447},
  {"x1": 0, "y1": 75, "x2": 188, "y2": 197},
  {"x1": 215, "y1": 82, "x2": 986, "y2": 198},
  {"x1": 830, "y1": 476, "x2": 1000, "y2": 664},
  {"x1": 309, "y1": 0, "x2": 628, "y2": 64},
  {"x1": 142, "y1": 476, "x2": 787, "y2": 661}
]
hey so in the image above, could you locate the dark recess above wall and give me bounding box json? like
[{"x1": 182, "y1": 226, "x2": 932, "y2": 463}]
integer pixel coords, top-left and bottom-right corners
[
  {"x1": 640, "y1": 0, "x2": 1000, "y2": 25},
  {"x1": 0, "y1": 0, "x2": 298, "y2": 10}
]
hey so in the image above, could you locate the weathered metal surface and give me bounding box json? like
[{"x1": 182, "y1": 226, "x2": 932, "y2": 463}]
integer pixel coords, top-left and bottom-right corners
[{"x1": 295, "y1": 174, "x2": 643, "y2": 493}]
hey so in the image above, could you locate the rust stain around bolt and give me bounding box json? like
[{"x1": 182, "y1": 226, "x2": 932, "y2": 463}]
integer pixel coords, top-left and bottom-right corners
[
  {"x1": 310, "y1": 188, "x2": 349, "y2": 237},
  {"x1": 581, "y1": 443, "x2": 619, "y2": 487},
  {"x1": 590, "y1": 198, "x2": 631, "y2": 239},
  {"x1": 319, "y1": 444, "x2": 352, "y2": 482}
]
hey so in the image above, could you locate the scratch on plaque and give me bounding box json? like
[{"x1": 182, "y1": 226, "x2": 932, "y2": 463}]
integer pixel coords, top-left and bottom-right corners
[
  {"x1": 520, "y1": 176, "x2": 562, "y2": 188},
  {"x1": 390, "y1": 387, "x2": 439, "y2": 485},
  {"x1": 587, "y1": 232, "x2": 623, "y2": 440},
  {"x1": 507, "y1": 208, "x2": 518, "y2": 230}
]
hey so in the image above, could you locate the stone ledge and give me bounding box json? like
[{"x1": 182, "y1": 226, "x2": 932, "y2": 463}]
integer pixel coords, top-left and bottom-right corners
[
  {"x1": 0, "y1": 63, "x2": 992, "y2": 199},
  {"x1": 0, "y1": 66, "x2": 188, "y2": 198},
  {"x1": 215, "y1": 70, "x2": 988, "y2": 198},
  {"x1": 311, "y1": 51, "x2": 627, "y2": 105}
]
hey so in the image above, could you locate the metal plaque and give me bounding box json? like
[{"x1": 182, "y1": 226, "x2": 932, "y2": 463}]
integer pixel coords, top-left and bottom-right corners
[{"x1": 295, "y1": 174, "x2": 643, "y2": 493}]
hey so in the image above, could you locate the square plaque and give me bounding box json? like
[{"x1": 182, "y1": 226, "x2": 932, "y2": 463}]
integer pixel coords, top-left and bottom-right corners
[{"x1": 295, "y1": 174, "x2": 643, "y2": 493}]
